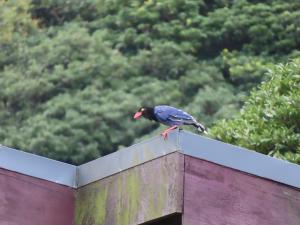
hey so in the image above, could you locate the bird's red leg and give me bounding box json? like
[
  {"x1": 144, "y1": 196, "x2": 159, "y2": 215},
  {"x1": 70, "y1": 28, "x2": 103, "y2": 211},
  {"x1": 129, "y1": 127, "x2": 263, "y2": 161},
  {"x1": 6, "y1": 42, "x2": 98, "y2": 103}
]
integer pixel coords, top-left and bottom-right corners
[{"x1": 161, "y1": 126, "x2": 178, "y2": 139}]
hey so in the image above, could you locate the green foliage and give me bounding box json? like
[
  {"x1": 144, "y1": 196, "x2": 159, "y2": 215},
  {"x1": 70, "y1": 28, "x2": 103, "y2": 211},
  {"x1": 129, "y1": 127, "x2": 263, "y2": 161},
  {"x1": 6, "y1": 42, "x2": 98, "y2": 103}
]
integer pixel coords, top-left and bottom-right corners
[
  {"x1": 0, "y1": 0, "x2": 300, "y2": 164},
  {"x1": 211, "y1": 59, "x2": 300, "y2": 164},
  {"x1": 0, "y1": 0, "x2": 38, "y2": 68}
]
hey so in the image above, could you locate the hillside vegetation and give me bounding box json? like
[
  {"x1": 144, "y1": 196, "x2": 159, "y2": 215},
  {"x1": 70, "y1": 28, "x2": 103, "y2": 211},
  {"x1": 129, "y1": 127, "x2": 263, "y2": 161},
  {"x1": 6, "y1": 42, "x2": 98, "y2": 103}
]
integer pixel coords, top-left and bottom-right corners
[{"x1": 0, "y1": 0, "x2": 299, "y2": 164}]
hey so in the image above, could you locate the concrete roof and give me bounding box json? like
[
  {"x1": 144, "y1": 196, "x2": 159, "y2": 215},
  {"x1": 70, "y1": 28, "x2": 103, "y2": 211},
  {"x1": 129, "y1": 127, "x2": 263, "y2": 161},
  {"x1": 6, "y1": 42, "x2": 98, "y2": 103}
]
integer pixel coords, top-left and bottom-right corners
[{"x1": 1, "y1": 129, "x2": 299, "y2": 189}]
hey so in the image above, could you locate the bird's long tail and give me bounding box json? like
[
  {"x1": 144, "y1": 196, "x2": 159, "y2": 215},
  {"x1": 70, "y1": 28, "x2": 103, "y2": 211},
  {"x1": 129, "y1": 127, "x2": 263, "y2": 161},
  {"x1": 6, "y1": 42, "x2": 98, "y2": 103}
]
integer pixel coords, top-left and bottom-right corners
[{"x1": 193, "y1": 122, "x2": 208, "y2": 134}]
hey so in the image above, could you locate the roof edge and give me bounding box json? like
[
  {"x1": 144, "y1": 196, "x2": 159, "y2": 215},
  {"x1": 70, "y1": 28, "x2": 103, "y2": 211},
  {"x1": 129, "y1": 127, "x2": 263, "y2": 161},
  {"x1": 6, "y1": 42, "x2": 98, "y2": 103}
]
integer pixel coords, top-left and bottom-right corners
[
  {"x1": 1, "y1": 130, "x2": 300, "y2": 189},
  {"x1": 77, "y1": 131, "x2": 180, "y2": 187},
  {"x1": 0, "y1": 145, "x2": 77, "y2": 188},
  {"x1": 179, "y1": 130, "x2": 300, "y2": 189}
]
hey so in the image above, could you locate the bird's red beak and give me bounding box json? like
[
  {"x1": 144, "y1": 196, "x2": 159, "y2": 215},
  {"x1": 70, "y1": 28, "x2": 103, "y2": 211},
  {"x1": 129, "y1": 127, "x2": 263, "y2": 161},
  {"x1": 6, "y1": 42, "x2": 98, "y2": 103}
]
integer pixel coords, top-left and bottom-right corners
[{"x1": 133, "y1": 111, "x2": 142, "y2": 119}]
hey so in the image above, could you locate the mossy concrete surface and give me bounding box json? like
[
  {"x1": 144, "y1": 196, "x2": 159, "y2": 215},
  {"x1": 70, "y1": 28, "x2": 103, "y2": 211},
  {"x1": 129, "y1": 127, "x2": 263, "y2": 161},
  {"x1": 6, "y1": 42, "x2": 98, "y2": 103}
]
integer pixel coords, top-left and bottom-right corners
[{"x1": 75, "y1": 152, "x2": 184, "y2": 225}]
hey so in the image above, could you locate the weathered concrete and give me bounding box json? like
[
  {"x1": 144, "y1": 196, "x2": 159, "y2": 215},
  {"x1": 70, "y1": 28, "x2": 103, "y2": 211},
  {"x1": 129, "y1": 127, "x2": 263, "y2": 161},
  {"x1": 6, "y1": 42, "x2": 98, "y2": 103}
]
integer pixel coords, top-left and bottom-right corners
[
  {"x1": 0, "y1": 168, "x2": 75, "y2": 225},
  {"x1": 183, "y1": 155, "x2": 300, "y2": 225},
  {"x1": 75, "y1": 153, "x2": 184, "y2": 225}
]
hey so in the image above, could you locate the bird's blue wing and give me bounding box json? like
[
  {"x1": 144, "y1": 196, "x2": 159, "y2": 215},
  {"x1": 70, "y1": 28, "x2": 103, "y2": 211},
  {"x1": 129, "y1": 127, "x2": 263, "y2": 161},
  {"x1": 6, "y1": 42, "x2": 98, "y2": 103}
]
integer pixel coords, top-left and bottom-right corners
[{"x1": 154, "y1": 105, "x2": 195, "y2": 126}]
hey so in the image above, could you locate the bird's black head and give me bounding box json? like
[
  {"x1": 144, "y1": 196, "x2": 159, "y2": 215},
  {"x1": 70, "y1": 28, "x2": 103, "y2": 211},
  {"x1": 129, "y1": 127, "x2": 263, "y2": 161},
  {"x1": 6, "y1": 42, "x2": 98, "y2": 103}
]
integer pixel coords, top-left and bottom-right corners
[{"x1": 133, "y1": 107, "x2": 156, "y2": 121}]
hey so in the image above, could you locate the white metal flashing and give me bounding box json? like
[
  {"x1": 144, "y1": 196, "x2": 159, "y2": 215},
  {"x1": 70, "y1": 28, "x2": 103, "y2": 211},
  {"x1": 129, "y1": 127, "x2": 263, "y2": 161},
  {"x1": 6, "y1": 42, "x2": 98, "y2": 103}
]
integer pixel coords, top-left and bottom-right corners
[
  {"x1": 0, "y1": 145, "x2": 77, "y2": 187},
  {"x1": 77, "y1": 132, "x2": 179, "y2": 187},
  {"x1": 0, "y1": 130, "x2": 300, "y2": 189},
  {"x1": 179, "y1": 131, "x2": 300, "y2": 189}
]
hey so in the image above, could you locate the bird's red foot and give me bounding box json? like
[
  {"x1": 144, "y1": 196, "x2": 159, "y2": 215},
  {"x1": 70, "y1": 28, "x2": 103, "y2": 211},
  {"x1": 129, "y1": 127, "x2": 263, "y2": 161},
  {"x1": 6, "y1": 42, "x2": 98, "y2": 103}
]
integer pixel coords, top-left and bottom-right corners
[
  {"x1": 160, "y1": 126, "x2": 177, "y2": 140},
  {"x1": 161, "y1": 131, "x2": 169, "y2": 139}
]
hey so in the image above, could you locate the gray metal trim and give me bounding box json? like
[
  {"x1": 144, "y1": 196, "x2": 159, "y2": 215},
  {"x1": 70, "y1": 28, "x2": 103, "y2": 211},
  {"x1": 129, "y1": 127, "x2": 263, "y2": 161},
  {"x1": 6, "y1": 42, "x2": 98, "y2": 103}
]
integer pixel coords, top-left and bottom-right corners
[
  {"x1": 1, "y1": 129, "x2": 300, "y2": 189},
  {"x1": 77, "y1": 132, "x2": 180, "y2": 187},
  {"x1": 0, "y1": 145, "x2": 77, "y2": 188},
  {"x1": 179, "y1": 130, "x2": 300, "y2": 189}
]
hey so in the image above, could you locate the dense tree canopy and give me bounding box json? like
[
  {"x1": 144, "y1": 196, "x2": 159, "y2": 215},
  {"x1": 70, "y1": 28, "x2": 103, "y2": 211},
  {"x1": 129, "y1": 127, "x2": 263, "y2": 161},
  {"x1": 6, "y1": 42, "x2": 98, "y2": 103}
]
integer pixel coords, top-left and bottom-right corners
[
  {"x1": 211, "y1": 59, "x2": 300, "y2": 164},
  {"x1": 0, "y1": 0, "x2": 299, "y2": 164}
]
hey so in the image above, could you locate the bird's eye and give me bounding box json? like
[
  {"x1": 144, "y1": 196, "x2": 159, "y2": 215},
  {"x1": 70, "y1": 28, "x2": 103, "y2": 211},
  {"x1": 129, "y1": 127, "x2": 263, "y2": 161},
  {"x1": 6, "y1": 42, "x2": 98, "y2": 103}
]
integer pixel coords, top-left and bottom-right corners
[{"x1": 141, "y1": 108, "x2": 145, "y2": 112}]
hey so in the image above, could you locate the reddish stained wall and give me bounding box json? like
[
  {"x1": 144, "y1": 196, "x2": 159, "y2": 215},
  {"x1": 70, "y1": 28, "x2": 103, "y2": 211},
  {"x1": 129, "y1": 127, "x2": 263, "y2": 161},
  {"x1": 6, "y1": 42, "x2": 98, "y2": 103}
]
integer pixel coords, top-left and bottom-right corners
[
  {"x1": 0, "y1": 168, "x2": 75, "y2": 225},
  {"x1": 183, "y1": 155, "x2": 300, "y2": 225}
]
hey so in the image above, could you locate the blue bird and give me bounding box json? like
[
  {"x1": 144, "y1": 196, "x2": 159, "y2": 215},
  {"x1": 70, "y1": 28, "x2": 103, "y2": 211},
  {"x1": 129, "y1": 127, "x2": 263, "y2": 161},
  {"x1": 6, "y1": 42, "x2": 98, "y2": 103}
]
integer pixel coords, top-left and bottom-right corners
[{"x1": 134, "y1": 105, "x2": 207, "y2": 139}]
